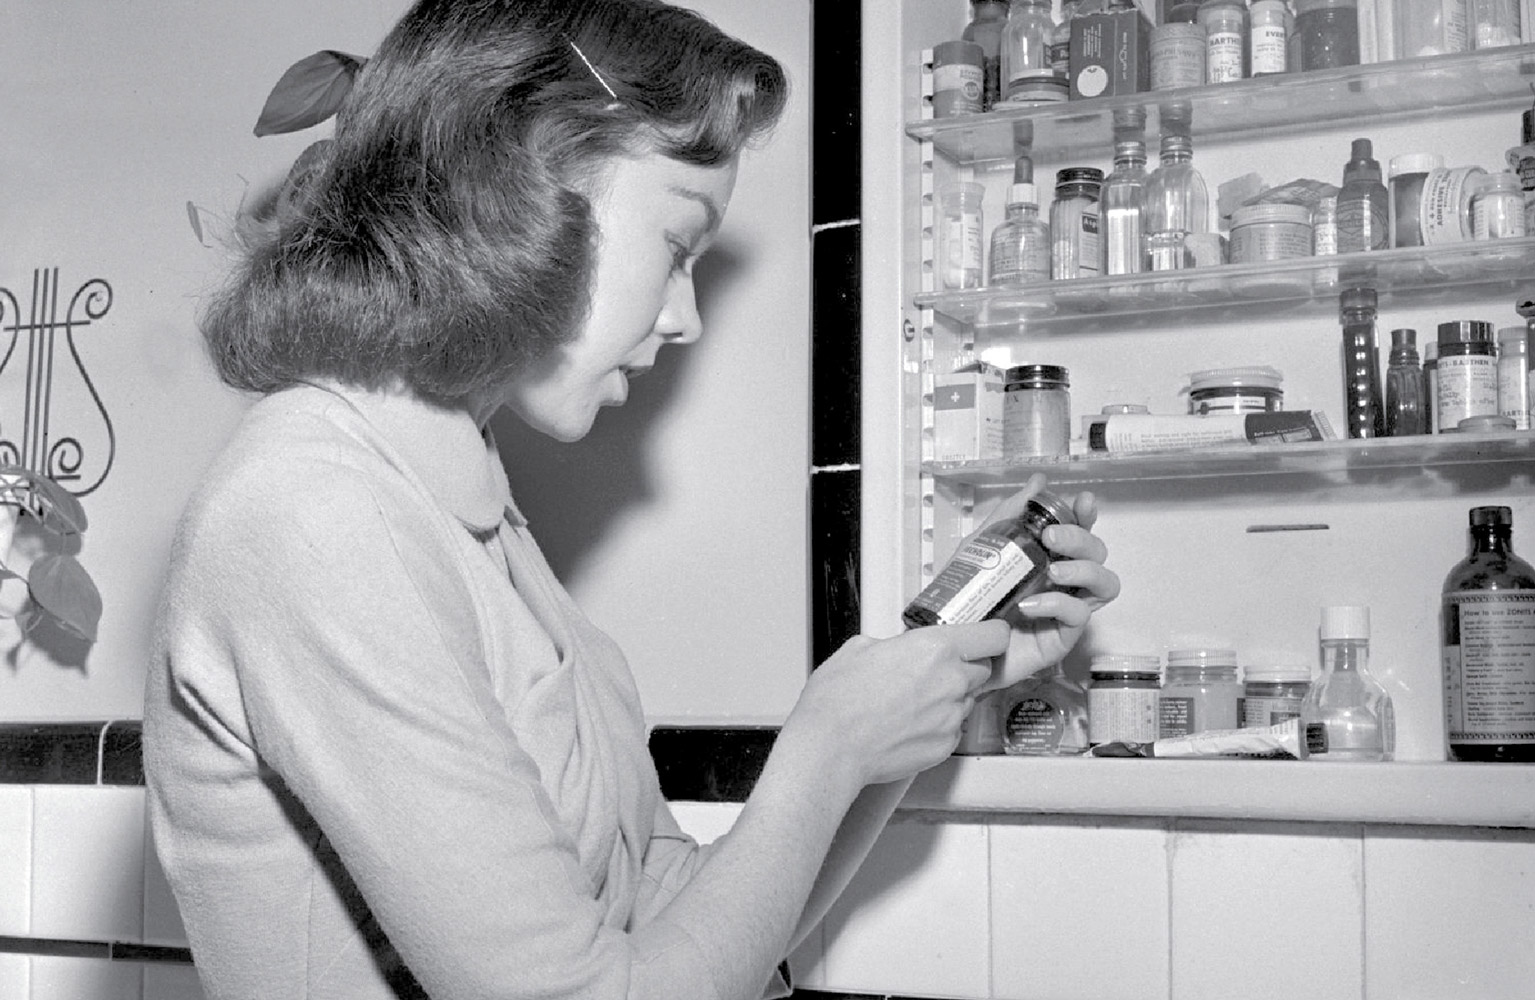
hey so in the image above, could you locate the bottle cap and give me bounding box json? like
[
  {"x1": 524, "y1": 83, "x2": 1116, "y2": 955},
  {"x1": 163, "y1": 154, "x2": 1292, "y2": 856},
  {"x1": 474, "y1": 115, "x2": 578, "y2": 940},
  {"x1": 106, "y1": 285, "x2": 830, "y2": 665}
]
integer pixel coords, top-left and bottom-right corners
[
  {"x1": 1319, "y1": 606, "x2": 1370, "y2": 641},
  {"x1": 1056, "y1": 166, "x2": 1105, "y2": 190},
  {"x1": 1344, "y1": 138, "x2": 1382, "y2": 183},
  {"x1": 1245, "y1": 664, "x2": 1314, "y2": 684},
  {"x1": 1185, "y1": 365, "x2": 1284, "y2": 392},
  {"x1": 1340, "y1": 286, "x2": 1377, "y2": 312},
  {"x1": 1007, "y1": 182, "x2": 1039, "y2": 206},
  {"x1": 1113, "y1": 139, "x2": 1148, "y2": 162},
  {"x1": 1389, "y1": 328, "x2": 1417, "y2": 349},
  {"x1": 1498, "y1": 325, "x2": 1528, "y2": 345},
  {"x1": 1090, "y1": 653, "x2": 1163, "y2": 674},
  {"x1": 1004, "y1": 363, "x2": 1070, "y2": 387},
  {"x1": 1437, "y1": 320, "x2": 1496, "y2": 345},
  {"x1": 1387, "y1": 152, "x2": 1444, "y2": 178},
  {"x1": 1475, "y1": 171, "x2": 1524, "y2": 195},
  {"x1": 1230, "y1": 203, "x2": 1312, "y2": 228},
  {"x1": 1424, "y1": 341, "x2": 1439, "y2": 360},
  {"x1": 1458, "y1": 414, "x2": 1517, "y2": 432},
  {"x1": 1167, "y1": 648, "x2": 1238, "y2": 668},
  {"x1": 1026, "y1": 489, "x2": 1077, "y2": 528},
  {"x1": 1470, "y1": 505, "x2": 1514, "y2": 528}
]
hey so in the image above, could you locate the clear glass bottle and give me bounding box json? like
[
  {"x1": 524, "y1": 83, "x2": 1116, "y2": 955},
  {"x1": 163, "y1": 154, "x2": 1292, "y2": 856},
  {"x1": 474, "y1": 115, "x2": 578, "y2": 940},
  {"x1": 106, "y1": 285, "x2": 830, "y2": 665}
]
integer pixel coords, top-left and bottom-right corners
[
  {"x1": 1049, "y1": 0, "x2": 1087, "y2": 86},
  {"x1": 1303, "y1": 606, "x2": 1395, "y2": 762},
  {"x1": 938, "y1": 182, "x2": 986, "y2": 290},
  {"x1": 1000, "y1": 0, "x2": 1068, "y2": 107},
  {"x1": 1441, "y1": 506, "x2": 1535, "y2": 762},
  {"x1": 1337, "y1": 138, "x2": 1389, "y2": 252},
  {"x1": 1001, "y1": 659, "x2": 1089, "y2": 756},
  {"x1": 1158, "y1": 648, "x2": 1242, "y2": 737},
  {"x1": 964, "y1": 0, "x2": 1012, "y2": 111},
  {"x1": 988, "y1": 157, "x2": 1052, "y2": 286},
  {"x1": 1050, "y1": 167, "x2": 1104, "y2": 280},
  {"x1": 1144, "y1": 133, "x2": 1210, "y2": 272},
  {"x1": 1312, "y1": 194, "x2": 1339, "y2": 255},
  {"x1": 1340, "y1": 286, "x2": 1385, "y2": 439},
  {"x1": 1102, "y1": 139, "x2": 1149, "y2": 275},
  {"x1": 1424, "y1": 340, "x2": 1441, "y2": 432},
  {"x1": 1498, "y1": 325, "x2": 1530, "y2": 429},
  {"x1": 1385, "y1": 327, "x2": 1426, "y2": 436}
]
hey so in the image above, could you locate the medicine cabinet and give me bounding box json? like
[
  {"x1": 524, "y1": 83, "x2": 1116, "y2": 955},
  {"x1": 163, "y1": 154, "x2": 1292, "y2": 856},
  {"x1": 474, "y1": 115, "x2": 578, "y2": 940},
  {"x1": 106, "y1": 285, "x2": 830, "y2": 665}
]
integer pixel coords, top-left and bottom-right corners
[{"x1": 861, "y1": 8, "x2": 1535, "y2": 828}]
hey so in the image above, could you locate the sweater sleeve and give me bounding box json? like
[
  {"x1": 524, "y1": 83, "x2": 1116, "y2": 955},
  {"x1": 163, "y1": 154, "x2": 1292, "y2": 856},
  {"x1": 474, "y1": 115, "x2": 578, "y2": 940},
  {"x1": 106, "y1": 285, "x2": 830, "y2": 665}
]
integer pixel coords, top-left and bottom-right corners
[{"x1": 173, "y1": 464, "x2": 730, "y2": 1000}]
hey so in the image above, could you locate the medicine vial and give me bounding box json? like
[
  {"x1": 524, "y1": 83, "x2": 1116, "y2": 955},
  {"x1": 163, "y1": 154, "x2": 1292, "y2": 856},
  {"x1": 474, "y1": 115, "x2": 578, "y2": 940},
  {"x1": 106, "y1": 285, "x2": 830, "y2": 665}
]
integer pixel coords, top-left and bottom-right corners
[
  {"x1": 932, "y1": 40, "x2": 986, "y2": 117},
  {"x1": 1000, "y1": 660, "x2": 1089, "y2": 756},
  {"x1": 1158, "y1": 648, "x2": 1242, "y2": 738},
  {"x1": 1249, "y1": 0, "x2": 1292, "y2": 74},
  {"x1": 1387, "y1": 152, "x2": 1444, "y2": 248},
  {"x1": 938, "y1": 183, "x2": 985, "y2": 290},
  {"x1": 1303, "y1": 606, "x2": 1395, "y2": 762},
  {"x1": 1472, "y1": 171, "x2": 1527, "y2": 240},
  {"x1": 1198, "y1": 0, "x2": 1248, "y2": 82},
  {"x1": 1088, "y1": 654, "x2": 1162, "y2": 745},
  {"x1": 1050, "y1": 167, "x2": 1104, "y2": 280},
  {"x1": 1003, "y1": 364, "x2": 1071, "y2": 459},
  {"x1": 1441, "y1": 505, "x2": 1535, "y2": 762},
  {"x1": 1436, "y1": 320, "x2": 1499, "y2": 430},
  {"x1": 1150, "y1": 22, "x2": 1206, "y2": 90},
  {"x1": 988, "y1": 157, "x2": 1052, "y2": 286},
  {"x1": 902, "y1": 490, "x2": 1078, "y2": 629},
  {"x1": 1497, "y1": 326, "x2": 1530, "y2": 429}
]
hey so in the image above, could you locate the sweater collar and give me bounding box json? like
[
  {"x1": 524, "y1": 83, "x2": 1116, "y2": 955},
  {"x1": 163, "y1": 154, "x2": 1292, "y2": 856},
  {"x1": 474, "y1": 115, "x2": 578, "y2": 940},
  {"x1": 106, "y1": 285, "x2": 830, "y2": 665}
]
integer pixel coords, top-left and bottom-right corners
[{"x1": 320, "y1": 383, "x2": 523, "y2": 531}]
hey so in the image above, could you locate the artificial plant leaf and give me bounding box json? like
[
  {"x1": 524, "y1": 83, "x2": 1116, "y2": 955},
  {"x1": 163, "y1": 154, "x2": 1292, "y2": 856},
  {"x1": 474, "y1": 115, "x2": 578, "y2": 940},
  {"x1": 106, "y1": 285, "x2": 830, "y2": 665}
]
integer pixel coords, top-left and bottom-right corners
[
  {"x1": 27, "y1": 474, "x2": 88, "y2": 535},
  {"x1": 253, "y1": 50, "x2": 366, "y2": 137},
  {"x1": 187, "y1": 201, "x2": 207, "y2": 245},
  {"x1": 28, "y1": 554, "x2": 101, "y2": 642}
]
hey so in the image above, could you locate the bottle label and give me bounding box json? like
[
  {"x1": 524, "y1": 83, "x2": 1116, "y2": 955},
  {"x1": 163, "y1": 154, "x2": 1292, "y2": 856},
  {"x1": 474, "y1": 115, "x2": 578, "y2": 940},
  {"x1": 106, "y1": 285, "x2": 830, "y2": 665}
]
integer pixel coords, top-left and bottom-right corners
[
  {"x1": 1436, "y1": 354, "x2": 1499, "y2": 428},
  {"x1": 1158, "y1": 695, "x2": 1194, "y2": 738},
  {"x1": 1003, "y1": 696, "x2": 1064, "y2": 754},
  {"x1": 1250, "y1": 25, "x2": 1287, "y2": 74},
  {"x1": 1205, "y1": 32, "x2": 1243, "y2": 83},
  {"x1": 989, "y1": 232, "x2": 1051, "y2": 284},
  {"x1": 1443, "y1": 590, "x2": 1535, "y2": 745},
  {"x1": 1088, "y1": 686, "x2": 1160, "y2": 744},
  {"x1": 1240, "y1": 695, "x2": 1302, "y2": 729},
  {"x1": 905, "y1": 531, "x2": 1042, "y2": 626},
  {"x1": 942, "y1": 212, "x2": 984, "y2": 289},
  {"x1": 1336, "y1": 197, "x2": 1388, "y2": 252},
  {"x1": 1499, "y1": 357, "x2": 1530, "y2": 429}
]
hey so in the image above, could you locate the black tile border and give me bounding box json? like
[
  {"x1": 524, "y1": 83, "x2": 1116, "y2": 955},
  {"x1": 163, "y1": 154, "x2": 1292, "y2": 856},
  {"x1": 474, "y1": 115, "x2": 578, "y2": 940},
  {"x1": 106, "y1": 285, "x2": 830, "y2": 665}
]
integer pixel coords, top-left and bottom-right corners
[
  {"x1": 0, "y1": 721, "x2": 143, "y2": 785},
  {"x1": 0, "y1": 935, "x2": 192, "y2": 965},
  {"x1": 648, "y1": 725, "x2": 779, "y2": 802}
]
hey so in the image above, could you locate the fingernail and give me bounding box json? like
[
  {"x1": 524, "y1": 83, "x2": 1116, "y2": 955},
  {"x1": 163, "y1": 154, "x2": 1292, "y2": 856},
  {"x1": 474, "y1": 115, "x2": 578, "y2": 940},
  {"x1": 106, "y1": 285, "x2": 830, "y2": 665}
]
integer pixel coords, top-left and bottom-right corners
[
  {"x1": 1016, "y1": 596, "x2": 1044, "y2": 610},
  {"x1": 1047, "y1": 562, "x2": 1066, "y2": 579}
]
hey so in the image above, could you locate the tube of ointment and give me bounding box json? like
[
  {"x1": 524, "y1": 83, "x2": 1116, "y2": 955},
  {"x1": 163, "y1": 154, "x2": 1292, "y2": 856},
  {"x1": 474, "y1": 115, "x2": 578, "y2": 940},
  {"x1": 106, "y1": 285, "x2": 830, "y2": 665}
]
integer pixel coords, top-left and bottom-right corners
[
  {"x1": 1089, "y1": 718, "x2": 1328, "y2": 760},
  {"x1": 1085, "y1": 411, "x2": 1335, "y2": 454}
]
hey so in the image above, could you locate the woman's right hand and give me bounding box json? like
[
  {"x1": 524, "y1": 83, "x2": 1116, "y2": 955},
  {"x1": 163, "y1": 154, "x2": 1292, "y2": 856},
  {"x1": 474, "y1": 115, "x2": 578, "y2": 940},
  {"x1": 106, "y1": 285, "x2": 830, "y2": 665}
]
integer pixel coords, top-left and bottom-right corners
[{"x1": 783, "y1": 621, "x2": 1010, "y2": 788}]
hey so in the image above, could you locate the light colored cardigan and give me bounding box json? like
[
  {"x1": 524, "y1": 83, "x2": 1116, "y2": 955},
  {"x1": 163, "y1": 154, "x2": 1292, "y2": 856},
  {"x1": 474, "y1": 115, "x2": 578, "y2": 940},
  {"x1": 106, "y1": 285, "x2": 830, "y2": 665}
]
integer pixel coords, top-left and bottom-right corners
[{"x1": 144, "y1": 383, "x2": 786, "y2": 999}]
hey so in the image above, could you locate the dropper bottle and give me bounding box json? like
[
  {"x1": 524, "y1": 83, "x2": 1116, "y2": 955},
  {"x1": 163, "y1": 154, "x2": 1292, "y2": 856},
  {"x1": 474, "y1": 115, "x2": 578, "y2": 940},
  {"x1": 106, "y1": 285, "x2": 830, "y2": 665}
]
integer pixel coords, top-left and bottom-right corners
[
  {"x1": 1337, "y1": 138, "x2": 1388, "y2": 252},
  {"x1": 1506, "y1": 88, "x2": 1535, "y2": 236},
  {"x1": 987, "y1": 156, "x2": 1051, "y2": 286}
]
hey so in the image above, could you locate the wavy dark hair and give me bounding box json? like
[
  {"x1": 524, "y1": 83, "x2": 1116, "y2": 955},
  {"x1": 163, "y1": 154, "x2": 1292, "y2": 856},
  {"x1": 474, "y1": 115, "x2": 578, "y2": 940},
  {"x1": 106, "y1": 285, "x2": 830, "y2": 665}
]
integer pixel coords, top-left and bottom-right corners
[{"x1": 201, "y1": 0, "x2": 788, "y2": 402}]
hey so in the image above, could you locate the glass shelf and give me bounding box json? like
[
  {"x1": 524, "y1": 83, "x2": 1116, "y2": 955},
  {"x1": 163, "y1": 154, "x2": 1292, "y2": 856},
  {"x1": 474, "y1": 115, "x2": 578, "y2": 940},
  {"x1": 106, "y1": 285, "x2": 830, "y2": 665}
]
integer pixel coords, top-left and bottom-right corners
[
  {"x1": 924, "y1": 430, "x2": 1535, "y2": 487},
  {"x1": 914, "y1": 237, "x2": 1535, "y2": 330},
  {"x1": 907, "y1": 45, "x2": 1535, "y2": 166},
  {"x1": 902, "y1": 755, "x2": 1535, "y2": 828}
]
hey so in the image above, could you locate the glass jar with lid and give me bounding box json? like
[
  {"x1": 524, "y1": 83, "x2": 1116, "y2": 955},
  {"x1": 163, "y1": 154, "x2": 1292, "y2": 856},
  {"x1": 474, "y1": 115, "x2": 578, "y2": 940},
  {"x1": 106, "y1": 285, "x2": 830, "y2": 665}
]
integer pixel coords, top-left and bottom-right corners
[
  {"x1": 1159, "y1": 648, "x2": 1241, "y2": 737},
  {"x1": 1183, "y1": 366, "x2": 1285, "y2": 414},
  {"x1": 1003, "y1": 364, "x2": 1072, "y2": 459},
  {"x1": 1088, "y1": 654, "x2": 1162, "y2": 746},
  {"x1": 1240, "y1": 664, "x2": 1312, "y2": 728},
  {"x1": 1289, "y1": 0, "x2": 1359, "y2": 70}
]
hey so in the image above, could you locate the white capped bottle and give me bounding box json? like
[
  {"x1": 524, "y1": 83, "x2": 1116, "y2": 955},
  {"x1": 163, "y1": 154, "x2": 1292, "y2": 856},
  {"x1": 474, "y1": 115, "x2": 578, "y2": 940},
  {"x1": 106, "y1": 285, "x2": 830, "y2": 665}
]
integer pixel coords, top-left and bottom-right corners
[{"x1": 1302, "y1": 606, "x2": 1395, "y2": 761}]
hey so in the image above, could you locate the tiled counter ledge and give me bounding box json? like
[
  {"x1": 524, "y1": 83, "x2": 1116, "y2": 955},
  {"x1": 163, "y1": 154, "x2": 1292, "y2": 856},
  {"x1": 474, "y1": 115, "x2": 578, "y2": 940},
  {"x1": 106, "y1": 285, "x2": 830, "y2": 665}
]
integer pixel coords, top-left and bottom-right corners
[{"x1": 902, "y1": 754, "x2": 1535, "y2": 828}]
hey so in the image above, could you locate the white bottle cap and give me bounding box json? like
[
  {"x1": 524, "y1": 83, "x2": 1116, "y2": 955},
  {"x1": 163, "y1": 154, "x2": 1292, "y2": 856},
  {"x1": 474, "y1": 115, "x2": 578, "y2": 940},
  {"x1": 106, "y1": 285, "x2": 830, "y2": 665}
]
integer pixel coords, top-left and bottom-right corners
[
  {"x1": 1387, "y1": 152, "x2": 1444, "y2": 178},
  {"x1": 1320, "y1": 605, "x2": 1370, "y2": 640}
]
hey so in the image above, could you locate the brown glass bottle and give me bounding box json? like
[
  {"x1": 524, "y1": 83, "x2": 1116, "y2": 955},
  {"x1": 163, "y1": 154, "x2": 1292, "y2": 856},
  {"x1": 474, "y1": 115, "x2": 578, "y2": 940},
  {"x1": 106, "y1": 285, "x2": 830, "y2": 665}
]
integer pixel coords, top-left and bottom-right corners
[
  {"x1": 902, "y1": 491, "x2": 1076, "y2": 629},
  {"x1": 1441, "y1": 506, "x2": 1535, "y2": 762}
]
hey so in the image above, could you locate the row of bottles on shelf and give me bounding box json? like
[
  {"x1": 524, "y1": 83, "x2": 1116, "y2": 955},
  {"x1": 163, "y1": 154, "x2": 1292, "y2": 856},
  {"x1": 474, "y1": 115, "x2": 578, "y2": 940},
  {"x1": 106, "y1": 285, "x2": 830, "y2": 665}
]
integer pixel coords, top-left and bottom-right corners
[
  {"x1": 937, "y1": 102, "x2": 1535, "y2": 290},
  {"x1": 937, "y1": 0, "x2": 1528, "y2": 117},
  {"x1": 930, "y1": 286, "x2": 1534, "y2": 464},
  {"x1": 911, "y1": 492, "x2": 1535, "y2": 763}
]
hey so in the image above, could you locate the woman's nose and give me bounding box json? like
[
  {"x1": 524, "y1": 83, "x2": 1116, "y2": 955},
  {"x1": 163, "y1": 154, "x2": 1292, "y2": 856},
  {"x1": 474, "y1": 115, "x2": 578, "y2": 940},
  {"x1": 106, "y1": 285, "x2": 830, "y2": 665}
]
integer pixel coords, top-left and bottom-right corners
[{"x1": 656, "y1": 274, "x2": 703, "y2": 345}]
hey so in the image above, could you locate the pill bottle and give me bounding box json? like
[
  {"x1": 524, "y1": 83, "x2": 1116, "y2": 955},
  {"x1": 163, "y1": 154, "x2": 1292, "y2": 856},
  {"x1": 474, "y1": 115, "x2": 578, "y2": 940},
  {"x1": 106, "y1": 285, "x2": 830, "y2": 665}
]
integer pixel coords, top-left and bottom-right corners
[
  {"x1": 1159, "y1": 648, "x2": 1241, "y2": 738},
  {"x1": 938, "y1": 183, "x2": 986, "y2": 290},
  {"x1": 902, "y1": 490, "x2": 1078, "y2": 628},
  {"x1": 1081, "y1": 402, "x2": 1149, "y2": 441},
  {"x1": 1311, "y1": 195, "x2": 1339, "y2": 256},
  {"x1": 1050, "y1": 167, "x2": 1104, "y2": 281},
  {"x1": 1472, "y1": 171, "x2": 1527, "y2": 240},
  {"x1": 1198, "y1": 0, "x2": 1248, "y2": 82},
  {"x1": 1249, "y1": 0, "x2": 1292, "y2": 75},
  {"x1": 1184, "y1": 365, "x2": 1285, "y2": 414},
  {"x1": 1229, "y1": 203, "x2": 1314, "y2": 263},
  {"x1": 1388, "y1": 152, "x2": 1444, "y2": 248},
  {"x1": 1150, "y1": 22, "x2": 1207, "y2": 90},
  {"x1": 1240, "y1": 664, "x2": 1311, "y2": 728},
  {"x1": 1004, "y1": 364, "x2": 1072, "y2": 459},
  {"x1": 1498, "y1": 325, "x2": 1530, "y2": 429},
  {"x1": 933, "y1": 40, "x2": 986, "y2": 117},
  {"x1": 1088, "y1": 654, "x2": 1163, "y2": 746},
  {"x1": 1421, "y1": 165, "x2": 1487, "y2": 245},
  {"x1": 1436, "y1": 320, "x2": 1500, "y2": 430}
]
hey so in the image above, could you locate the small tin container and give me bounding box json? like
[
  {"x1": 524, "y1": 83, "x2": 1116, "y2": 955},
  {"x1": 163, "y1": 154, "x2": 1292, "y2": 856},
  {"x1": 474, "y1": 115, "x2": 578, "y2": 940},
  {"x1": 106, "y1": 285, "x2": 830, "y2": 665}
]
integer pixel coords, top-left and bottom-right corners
[
  {"x1": 1159, "y1": 648, "x2": 1242, "y2": 738},
  {"x1": 932, "y1": 39, "x2": 986, "y2": 118},
  {"x1": 1229, "y1": 203, "x2": 1314, "y2": 263},
  {"x1": 1240, "y1": 664, "x2": 1311, "y2": 728},
  {"x1": 1184, "y1": 366, "x2": 1285, "y2": 414},
  {"x1": 1003, "y1": 364, "x2": 1072, "y2": 459},
  {"x1": 1150, "y1": 22, "x2": 1207, "y2": 90},
  {"x1": 1088, "y1": 654, "x2": 1163, "y2": 746}
]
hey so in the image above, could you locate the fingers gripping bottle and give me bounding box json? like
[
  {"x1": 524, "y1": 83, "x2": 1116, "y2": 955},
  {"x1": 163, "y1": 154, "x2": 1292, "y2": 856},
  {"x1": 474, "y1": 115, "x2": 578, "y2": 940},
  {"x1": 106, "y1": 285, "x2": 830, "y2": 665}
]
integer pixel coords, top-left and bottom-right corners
[{"x1": 902, "y1": 491, "x2": 1077, "y2": 628}]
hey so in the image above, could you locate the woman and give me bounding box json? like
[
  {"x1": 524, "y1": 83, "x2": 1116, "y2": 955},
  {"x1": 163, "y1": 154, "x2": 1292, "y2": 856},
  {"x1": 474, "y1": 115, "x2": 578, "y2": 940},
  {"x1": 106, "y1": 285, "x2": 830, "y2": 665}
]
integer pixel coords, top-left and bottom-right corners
[{"x1": 144, "y1": 3, "x2": 1119, "y2": 999}]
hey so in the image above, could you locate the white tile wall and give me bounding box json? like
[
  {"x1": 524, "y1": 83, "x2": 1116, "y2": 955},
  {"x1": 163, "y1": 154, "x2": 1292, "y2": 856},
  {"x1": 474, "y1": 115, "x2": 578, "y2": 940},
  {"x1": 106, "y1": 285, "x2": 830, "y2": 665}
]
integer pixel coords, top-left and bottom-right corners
[
  {"x1": 30, "y1": 956, "x2": 142, "y2": 1000},
  {"x1": 31, "y1": 786, "x2": 145, "y2": 942},
  {"x1": 1168, "y1": 820, "x2": 1364, "y2": 1000},
  {"x1": 0, "y1": 954, "x2": 28, "y2": 999},
  {"x1": 990, "y1": 815, "x2": 1170, "y2": 1000},
  {"x1": 1362, "y1": 825, "x2": 1535, "y2": 1000},
  {"x1": 0, "y1": 786, "x2": 32, "y2": 936},
  {"x1": 142, "y1": 963, "x2": 207, "y2": 1000},
  {"x1": 820, "y1": 815, "x2": 992, "y2": 998}
]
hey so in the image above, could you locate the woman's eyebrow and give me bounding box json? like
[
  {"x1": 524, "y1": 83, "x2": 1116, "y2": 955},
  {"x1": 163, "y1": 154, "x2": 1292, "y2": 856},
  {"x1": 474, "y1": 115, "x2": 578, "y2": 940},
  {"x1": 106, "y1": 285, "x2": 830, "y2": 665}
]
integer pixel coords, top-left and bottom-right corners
[{"x1": 667, "y1": 183, "x2": 722, "y2": 234}]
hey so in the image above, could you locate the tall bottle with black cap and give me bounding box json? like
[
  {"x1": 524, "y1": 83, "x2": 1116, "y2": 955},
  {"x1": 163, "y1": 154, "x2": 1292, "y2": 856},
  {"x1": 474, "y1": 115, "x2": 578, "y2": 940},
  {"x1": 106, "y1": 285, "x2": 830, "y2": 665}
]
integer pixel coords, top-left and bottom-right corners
[{"x1": 1339, "y1": 287, "x2": 1385, "y2": 438}]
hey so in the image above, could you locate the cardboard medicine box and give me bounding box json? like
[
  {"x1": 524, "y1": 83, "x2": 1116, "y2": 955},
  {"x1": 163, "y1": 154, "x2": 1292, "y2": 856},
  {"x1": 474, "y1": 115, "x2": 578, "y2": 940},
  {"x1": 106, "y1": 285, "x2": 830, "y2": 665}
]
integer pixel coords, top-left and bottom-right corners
[
  {"x1": 1069, "y1": 8, "x2": 1150, "y2": 100},
  {"x1": 933, "y1": 363, "x2": 1005, "y2": 463}
]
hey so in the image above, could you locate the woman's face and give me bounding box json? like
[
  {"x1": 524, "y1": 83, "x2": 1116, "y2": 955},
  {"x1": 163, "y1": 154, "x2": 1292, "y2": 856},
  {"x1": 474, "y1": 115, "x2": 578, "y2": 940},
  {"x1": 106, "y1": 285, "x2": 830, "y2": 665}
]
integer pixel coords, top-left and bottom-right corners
[{"x1": 498, "y1": 152, "x2": 739, "y2": 441}]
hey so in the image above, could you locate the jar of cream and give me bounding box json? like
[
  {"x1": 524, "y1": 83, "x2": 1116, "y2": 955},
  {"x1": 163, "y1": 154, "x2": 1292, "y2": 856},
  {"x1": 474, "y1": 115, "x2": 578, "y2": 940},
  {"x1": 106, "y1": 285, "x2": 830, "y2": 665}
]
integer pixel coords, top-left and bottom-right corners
[{"x1": 1229, "y1": 202, "x2": 1314, "y2": 263}]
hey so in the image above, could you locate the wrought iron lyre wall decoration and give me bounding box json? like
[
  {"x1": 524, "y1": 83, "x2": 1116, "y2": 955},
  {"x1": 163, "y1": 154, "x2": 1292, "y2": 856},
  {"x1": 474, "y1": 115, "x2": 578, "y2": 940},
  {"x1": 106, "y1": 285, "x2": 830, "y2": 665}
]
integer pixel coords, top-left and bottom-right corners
[{"x1": 0, "y1": 269, "x2": 116, "y2": 497}]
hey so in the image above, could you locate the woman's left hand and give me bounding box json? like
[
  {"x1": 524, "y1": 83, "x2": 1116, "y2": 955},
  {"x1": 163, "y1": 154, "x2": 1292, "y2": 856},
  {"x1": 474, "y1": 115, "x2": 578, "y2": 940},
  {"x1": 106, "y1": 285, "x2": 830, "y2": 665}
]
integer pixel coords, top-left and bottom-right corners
[{"x1": 978, "y1": 475, "x2": 1120, "y2": 691}]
